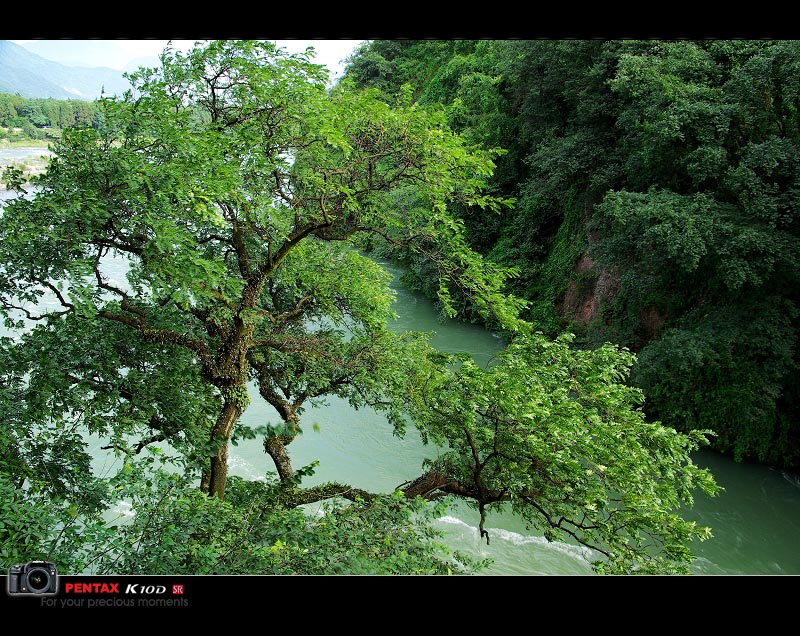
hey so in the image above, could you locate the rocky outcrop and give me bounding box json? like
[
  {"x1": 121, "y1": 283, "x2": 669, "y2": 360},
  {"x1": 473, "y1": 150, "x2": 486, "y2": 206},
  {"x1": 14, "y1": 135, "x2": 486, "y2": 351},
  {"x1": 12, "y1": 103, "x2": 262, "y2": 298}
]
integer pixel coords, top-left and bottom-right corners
[{"x1": 559, "y1": 251, "x2": 620, "y2": 328}]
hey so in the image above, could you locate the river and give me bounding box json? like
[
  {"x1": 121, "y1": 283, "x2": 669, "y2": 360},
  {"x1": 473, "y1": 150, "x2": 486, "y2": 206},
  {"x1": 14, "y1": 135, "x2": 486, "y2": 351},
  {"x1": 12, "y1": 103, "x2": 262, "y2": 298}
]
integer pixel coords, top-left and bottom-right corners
[{"x1": 1, "y1": 148, "x2": 799, "y2": 575}]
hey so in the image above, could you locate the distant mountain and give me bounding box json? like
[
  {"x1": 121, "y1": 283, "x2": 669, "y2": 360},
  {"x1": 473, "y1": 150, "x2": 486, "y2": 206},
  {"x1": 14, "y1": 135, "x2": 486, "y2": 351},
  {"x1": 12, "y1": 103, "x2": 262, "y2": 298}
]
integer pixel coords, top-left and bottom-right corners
[
  {"x1": 123, "y1": 56, "x2": 161, "y2": 73},
  {"x1": 0, "y1": 41, "x2": 130, "y2": 100}
]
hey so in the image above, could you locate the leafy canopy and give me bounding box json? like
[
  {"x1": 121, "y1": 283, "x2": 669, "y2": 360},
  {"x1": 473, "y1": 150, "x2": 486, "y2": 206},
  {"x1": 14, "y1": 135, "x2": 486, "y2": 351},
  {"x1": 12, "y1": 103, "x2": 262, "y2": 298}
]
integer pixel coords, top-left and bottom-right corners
[{"x1": 0, "y1": 40, "x2": 717, "y2": 575}]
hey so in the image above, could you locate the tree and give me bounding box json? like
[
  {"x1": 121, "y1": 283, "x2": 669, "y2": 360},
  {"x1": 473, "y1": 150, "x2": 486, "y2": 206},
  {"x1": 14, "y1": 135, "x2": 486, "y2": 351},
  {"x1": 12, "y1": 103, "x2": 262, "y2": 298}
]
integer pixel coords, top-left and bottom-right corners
[
  {"x1": 0, "y1": 40, "x2": 717, "y2": 575},
  {"x1": 18, "y1": 100, "x2": 47, "y2": 128},
  {"x1": 0, "y1": 93, "x2": 22, "y2": 127},
  {"x1": 399, "y1": 330, "x2": 718, "y2": 574},
  {"x1": 43, "y1": 98, "x2": 61, "y2": 129},
  {"x1": 589, "y1": 41, "x2": 800, "y2": 466}
]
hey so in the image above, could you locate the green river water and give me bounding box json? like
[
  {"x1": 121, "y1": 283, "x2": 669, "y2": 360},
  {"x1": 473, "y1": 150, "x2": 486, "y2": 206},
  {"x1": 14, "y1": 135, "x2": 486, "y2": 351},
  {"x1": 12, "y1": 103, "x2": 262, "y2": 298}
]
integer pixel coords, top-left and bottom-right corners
[{"x1": 2, "y1": 148, "x2": 799, "y2": 575}]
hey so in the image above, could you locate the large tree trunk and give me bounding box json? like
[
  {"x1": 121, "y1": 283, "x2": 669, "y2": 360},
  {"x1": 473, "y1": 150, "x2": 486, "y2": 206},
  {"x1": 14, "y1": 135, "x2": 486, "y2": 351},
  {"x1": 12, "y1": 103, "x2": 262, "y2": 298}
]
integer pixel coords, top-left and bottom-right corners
[
  {"x1": 205, "y1": 398, "x2": 243, "y2": 498},
  {"x1": 262, "y1": 407, "x2": 300, "y2": 482},
  {"x1": 264, "y1": 435, "x2": 295, "y2": 481}
]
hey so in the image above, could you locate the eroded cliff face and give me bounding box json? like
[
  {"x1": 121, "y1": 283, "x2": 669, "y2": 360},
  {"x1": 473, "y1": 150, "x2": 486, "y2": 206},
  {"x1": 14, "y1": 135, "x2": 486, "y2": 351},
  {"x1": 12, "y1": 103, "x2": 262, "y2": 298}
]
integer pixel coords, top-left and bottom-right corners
[
  {"x1": 559, "y1": 251, "x2": 606, "y2": 326},
  {"x1": 559, "y1": 249, "x2": 669, "y2": 347},
  {"x1": 557, "y1": 210, "x2": 670, "y2": 347}
]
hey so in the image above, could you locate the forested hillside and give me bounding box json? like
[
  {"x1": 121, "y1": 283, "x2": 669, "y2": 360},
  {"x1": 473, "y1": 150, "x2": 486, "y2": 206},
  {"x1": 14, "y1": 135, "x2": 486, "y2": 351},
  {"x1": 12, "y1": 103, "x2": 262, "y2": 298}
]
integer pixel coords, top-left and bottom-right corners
[{"x1": 342, "y1": 40, "x2": 800, "y2": 469}]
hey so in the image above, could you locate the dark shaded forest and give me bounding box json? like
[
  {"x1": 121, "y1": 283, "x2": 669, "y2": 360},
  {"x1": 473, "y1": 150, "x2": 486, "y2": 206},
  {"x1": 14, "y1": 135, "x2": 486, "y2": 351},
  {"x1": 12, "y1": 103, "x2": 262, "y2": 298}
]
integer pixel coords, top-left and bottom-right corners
[{"x1": 342, "y1": 40, "x2": 800, "y2": 469}]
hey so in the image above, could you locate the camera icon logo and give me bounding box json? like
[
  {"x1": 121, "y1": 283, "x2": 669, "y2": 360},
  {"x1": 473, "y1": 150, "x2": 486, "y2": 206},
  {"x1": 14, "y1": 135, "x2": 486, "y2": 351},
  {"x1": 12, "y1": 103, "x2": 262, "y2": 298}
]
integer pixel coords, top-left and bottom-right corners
[{"x1": 7, "y1": 561, "x2": 58, "y2": 595}]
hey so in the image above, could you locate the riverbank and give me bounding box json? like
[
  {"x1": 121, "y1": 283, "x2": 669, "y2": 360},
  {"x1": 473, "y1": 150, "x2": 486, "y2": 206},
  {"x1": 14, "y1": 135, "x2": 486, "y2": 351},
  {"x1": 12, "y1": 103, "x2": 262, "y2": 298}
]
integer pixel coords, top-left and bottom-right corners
[
  {"x1": 0, "y1": 138, "x2": 52, "y2": 148},
  {"x1": 0, "y1": 143, "x2": 52, "y2": 189}
]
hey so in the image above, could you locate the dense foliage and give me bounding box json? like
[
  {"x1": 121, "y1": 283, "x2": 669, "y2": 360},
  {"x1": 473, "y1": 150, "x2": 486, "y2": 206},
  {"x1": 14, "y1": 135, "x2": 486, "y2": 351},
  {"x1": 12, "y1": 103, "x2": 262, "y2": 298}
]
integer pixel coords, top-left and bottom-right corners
[
  {"x1": 0, "y1": 93, "x2": 97, "y2": 140},
  {"x1": 0, "y1": 40, "x2": 719, "y2": 575},
  {"x1": 343, "y1": 40, "x2": 800, "y2": 469}
]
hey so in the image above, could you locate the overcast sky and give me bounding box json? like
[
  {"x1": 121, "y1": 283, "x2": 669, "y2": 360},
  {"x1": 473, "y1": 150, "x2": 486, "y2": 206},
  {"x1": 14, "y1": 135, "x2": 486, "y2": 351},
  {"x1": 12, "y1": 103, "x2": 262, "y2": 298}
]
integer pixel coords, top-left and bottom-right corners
[{"x1": 12, "y1": 39, "x2": 365, "y2": 82}]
